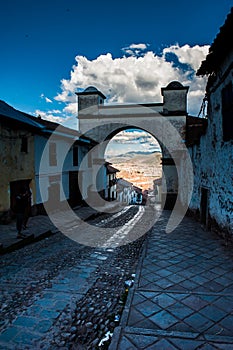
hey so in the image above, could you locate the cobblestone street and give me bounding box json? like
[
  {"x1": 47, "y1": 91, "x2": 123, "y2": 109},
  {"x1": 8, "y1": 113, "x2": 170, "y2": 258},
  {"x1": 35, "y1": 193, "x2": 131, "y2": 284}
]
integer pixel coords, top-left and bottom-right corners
[
  {"x1": 0, "y1": 205, "x2": 150, "y2": 349},
  {"x1": 1, "y1": 206, "x2": 233, "y2": 349}
]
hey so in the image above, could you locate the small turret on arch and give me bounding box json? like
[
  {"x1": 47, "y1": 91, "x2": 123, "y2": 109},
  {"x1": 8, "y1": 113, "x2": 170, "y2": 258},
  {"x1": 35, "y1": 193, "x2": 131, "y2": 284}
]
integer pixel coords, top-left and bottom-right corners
[
  {"x1": 76, "y1": 81, "x2": 190, "y2": 211},
  {"x1": 76, "y1": 86, "x2": 106, "y2": 112}
]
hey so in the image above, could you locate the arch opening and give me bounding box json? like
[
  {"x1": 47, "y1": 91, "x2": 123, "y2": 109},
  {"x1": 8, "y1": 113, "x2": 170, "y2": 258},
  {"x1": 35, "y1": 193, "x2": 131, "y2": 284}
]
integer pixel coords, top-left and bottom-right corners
[{"x1": 104, "y1": 127, "x2": 163, "y2": 206}]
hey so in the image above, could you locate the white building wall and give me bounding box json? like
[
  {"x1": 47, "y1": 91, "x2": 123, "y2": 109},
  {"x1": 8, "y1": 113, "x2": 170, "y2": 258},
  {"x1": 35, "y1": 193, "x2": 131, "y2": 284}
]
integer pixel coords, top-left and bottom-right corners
[
  {"x1": 35, "y1": 135, "x2": 78, "y2": 205},
  {"x1": 188, "y1": 49, "x2": 233, "y2": 233},
  {"x1": 78, "y1": 145, "x2": 93, "y2": 200}
]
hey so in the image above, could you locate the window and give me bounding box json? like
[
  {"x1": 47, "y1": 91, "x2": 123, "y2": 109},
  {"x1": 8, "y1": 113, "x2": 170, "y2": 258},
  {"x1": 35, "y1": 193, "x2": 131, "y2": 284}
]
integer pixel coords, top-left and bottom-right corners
[
  {"x1": 49, "y1": 142, "x2": 57, "y2": 166},
  {"x1": 73, "y1": 146, "x2": 78, "y2": 166},
  {"x1": 222, "y1": 82, "x2": 233, "y2": 141},
  {"x1": 21, "y1": 137, "x2": 28, "y2": 153}
]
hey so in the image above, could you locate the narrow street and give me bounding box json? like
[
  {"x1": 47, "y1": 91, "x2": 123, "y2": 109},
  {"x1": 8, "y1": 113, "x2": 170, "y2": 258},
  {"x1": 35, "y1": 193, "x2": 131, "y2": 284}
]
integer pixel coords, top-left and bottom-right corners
[
  {"x1": 1, "y1": 205, "x2": 233, "y2": 349},
  {"x1": 0, "y1": 205, "x2": 154, "y2": 349}
]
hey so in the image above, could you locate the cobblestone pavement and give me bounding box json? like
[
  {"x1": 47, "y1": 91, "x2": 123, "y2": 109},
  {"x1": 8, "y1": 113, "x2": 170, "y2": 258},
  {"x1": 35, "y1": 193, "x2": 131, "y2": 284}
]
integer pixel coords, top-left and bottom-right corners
[
  {"x1": 0, "y1": 204, "x2": 111, "y2": 253},
  {"x1": 0, "y1": 205, "x2": 156, "y2": 349},
  {"x1": 110, "y1": 211, "x2": 233, "y2": 349}
]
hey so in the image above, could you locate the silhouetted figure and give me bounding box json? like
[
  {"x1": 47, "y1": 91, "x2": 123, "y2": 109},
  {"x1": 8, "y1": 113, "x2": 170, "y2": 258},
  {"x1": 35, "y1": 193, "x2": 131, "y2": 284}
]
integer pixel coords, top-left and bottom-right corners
[
  {"x1": 14, "y1": 188, "x2": 28, "y2": 239},
  {"x1": 23, "y1": 188, "x2": 32, "y2": 229}
]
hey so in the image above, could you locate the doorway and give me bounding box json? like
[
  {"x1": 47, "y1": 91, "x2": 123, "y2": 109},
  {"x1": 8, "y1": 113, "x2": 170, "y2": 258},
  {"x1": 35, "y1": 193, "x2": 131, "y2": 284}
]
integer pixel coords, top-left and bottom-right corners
[
  {"x1": 10, "y1": 179, "x2": 31, "y2": 211},
  {"x1": 69, "y1": 171, "x2": 82, "y2": 207}
]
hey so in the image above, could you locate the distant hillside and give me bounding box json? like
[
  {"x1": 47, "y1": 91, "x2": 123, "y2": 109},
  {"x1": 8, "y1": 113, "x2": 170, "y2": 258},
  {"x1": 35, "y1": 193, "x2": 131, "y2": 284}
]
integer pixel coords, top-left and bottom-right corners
[
  {"x1": 107, "y1": 150, "x2": 161, "y2": 163},
  {"x1": 107, "y1": 151, "x2": 162, "y2": 190}
]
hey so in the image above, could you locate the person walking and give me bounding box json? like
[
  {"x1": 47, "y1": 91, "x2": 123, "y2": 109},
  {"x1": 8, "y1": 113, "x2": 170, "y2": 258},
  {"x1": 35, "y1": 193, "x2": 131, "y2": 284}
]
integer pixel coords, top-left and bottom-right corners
[
  {"x1": 14, "y1": 188, "x2": 28, "y2": 239},
  {"x1": 23, "y1": 187, "x2": 32, "y2": 229}
]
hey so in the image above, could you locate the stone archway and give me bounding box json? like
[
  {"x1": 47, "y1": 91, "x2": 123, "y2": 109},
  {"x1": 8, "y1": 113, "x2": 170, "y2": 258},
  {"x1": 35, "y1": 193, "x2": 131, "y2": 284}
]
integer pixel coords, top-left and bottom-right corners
[{"x1": 77, "y1": 82, "x2": 192, "y2": 210}]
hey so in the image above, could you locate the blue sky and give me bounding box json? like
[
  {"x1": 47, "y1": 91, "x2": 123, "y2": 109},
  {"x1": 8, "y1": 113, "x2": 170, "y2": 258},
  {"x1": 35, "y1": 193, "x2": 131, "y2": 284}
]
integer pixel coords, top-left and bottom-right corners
[{"x1": 1, "y1": 0, "x2": 232, "y2": 131}]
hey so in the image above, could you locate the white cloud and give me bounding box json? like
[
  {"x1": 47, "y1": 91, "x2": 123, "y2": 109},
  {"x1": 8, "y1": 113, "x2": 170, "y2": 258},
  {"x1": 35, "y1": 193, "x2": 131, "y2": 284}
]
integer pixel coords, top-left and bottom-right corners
[
  {"x1": 129, "y1": 43, "x2": 148, "y2": 50},
  {"x1": 106, "y1": 130, "x2": 161, "y2": 157},
  {"x1": 110, "y1": 130, "x2": 161, "y2": 149},
  {"x1": 50, "y1": 109, "x2": 62, "y2": 114},
  {"x1": 112, "y1": 130, "x2": 157, "y2": 144},
  {"x1": 54, "y1": 43, "x2": 209, "y2": 117},
  {"x1": 35, "y1": 110, "x2": 64, "y2": 124},
  {"x1": 163, "y1": 44, "x2": 209, "y2": 71},
  {"x1": 40, "y1": 93, "x2": 53, "y2": 103},
  {"x1": 122, "y1": 43, "x2": 149, "y2": 56},
  {"x1": 34, "y1": 109, "x2": 78, "y2": 130},
  {"x1": 123, "y1": 49, "x2": 134, "y2": 56},
  {"x1": 63, "y1": 102, "x2": 77, "y2": 115}
]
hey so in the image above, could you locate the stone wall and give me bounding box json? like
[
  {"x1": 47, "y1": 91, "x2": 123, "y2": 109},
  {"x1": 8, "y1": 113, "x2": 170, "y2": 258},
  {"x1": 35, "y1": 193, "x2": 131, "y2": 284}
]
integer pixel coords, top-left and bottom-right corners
[
  {"x1": 0, "y1": 124, "x2": 35, "y2": 214},
  {"x1": 188, "y1": 49, "x2": 233, "y2": 237}
]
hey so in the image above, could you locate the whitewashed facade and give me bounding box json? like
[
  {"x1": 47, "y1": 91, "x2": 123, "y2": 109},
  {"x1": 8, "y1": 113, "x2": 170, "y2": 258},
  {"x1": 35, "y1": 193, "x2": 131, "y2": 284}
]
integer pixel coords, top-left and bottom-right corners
[
  {"x1": 187, "y1": 8, "x2": 233, "y2": 236},
  {"x1": 117, "y1": 178, "x2": 135, "y2": 205}
]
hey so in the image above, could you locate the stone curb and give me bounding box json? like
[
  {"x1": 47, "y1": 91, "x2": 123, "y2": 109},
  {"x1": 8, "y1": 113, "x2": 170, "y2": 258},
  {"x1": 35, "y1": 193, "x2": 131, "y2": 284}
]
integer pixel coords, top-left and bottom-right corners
[
  {"x1": 109, "y1": 230, "x2": 148, "y2": 349},
  {"x1": 0, "y1": 230, "x2": 56, "y2": 255}
]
